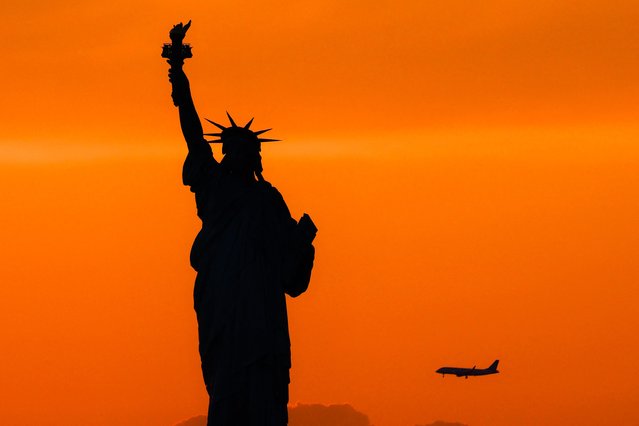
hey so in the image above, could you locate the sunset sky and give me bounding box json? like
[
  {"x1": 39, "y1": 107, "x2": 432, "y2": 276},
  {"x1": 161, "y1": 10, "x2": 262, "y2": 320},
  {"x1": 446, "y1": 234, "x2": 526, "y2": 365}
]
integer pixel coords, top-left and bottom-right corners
[{"x1": 2, "y1": 1, "x2": 639, "y2": 425}]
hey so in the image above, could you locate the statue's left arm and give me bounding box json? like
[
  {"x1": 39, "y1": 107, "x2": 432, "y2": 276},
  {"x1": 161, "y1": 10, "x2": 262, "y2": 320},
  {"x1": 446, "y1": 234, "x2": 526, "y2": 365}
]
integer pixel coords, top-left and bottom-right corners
[{"x1": 272, "y1": 190, "x2": 316, "y2": 297}]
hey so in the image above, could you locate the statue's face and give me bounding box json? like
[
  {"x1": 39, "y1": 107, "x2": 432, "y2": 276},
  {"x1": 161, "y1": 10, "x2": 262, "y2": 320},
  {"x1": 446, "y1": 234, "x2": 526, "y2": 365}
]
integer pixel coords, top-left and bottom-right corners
[{"x1": 222, "y1": 141, "x2": 263, "y2": 177}]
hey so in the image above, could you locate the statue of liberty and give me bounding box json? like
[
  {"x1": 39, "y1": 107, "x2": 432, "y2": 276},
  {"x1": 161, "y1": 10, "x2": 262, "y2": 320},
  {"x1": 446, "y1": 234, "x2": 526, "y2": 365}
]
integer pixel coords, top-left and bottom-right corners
[{"x1": 164, "y1": 21, "x2": 317, "y2": 426}]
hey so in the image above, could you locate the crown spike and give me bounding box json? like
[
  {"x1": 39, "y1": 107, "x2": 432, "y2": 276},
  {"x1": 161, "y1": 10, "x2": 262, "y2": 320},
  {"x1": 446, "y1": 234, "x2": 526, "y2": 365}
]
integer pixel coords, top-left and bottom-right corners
[
  {"x1": 205, "y1": 118, "x2": 226, "y2": 130},
  {"x1": 254, "y1": 128, "x2": 272, "y2": 136},
  {"x1": 244, "y1": 117, "x2": 254, "y2": 129},
  {"x1": 258, "y1": 138, "x2": 280, "y2": 142},
  {"x1": 226, "y1": 111, "x2": 237, "y2": 127}
]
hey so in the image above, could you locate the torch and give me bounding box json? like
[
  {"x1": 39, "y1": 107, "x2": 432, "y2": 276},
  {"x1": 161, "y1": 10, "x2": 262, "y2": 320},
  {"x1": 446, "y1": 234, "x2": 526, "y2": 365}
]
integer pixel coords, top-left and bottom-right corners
[
  {"x1": 162, "y1": 20, "x2": 192, "y2": 66},
  {"x1": 162, "y1": 21, "x2": 192, "y2": 106}
]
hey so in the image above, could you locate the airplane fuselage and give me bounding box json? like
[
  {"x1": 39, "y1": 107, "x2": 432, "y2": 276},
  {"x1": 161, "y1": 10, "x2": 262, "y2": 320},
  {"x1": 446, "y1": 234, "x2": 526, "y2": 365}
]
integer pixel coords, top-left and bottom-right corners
[{"x1": 436, "y1": 360, "x2": 500, "y2": 378}]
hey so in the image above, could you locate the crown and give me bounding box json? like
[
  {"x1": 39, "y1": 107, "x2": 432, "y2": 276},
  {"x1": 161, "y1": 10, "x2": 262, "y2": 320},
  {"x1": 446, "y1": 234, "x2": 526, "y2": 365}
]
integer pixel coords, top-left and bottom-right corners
[{"x1": 204, "y1": 112, "x2": 280, "y2": 150}]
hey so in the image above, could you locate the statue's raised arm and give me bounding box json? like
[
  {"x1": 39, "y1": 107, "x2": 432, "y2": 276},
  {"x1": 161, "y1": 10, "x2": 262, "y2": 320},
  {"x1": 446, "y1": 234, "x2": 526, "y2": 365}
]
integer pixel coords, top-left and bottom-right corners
[{"x1": 163, "y1": 21, "x2": 209, "y2": 154}]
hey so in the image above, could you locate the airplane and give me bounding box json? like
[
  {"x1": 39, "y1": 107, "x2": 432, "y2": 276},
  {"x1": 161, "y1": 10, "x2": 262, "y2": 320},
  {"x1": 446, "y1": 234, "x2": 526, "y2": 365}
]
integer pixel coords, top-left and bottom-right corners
[{"x1": 436, "y1": 360, "x2": 499, "y2": 378}]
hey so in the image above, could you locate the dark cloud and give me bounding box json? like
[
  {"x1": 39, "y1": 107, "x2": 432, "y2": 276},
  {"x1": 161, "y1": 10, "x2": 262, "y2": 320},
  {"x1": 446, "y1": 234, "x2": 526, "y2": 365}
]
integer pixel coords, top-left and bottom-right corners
[
  {"x1": 173, "y1": 415, "x2": 207, "y2": 426},
  {"x1": 289, "y1": 403, "x2": 371, "y2": 426}
]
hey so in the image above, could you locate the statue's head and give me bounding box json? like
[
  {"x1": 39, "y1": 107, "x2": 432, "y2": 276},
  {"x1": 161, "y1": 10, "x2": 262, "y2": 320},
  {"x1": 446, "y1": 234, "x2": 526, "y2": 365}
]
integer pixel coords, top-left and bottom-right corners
[{"x1": 205, "y1": 113, "x2": 279, "y2": 180}]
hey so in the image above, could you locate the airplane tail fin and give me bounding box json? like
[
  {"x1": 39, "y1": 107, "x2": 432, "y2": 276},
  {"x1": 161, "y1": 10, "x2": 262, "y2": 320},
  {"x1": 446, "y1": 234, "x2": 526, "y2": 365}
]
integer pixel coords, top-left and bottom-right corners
[{"x1": 488, "y1": 360, "x2": 499, "y2": 371}]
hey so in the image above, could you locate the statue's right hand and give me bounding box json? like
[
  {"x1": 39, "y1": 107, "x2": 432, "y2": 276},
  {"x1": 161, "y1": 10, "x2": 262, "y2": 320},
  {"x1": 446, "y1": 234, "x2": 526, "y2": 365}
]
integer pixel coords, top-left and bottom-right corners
[
  {"x1": 168, "y1": 62, "x2": 187, "y2": 84},
  {"x1": 168, "y1": 64, "x2": 188, "y2": 106}
]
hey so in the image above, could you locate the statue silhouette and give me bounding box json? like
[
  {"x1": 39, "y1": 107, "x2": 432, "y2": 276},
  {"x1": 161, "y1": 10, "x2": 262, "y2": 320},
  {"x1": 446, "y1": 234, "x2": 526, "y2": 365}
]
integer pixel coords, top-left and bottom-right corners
[{"x1": 165, "y1": 22, "x2": 316, "y2": 426}]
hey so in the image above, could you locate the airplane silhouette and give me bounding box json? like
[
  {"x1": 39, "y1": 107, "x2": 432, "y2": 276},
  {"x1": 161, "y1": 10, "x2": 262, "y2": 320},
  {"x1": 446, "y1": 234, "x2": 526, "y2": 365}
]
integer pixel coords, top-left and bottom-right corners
[{"x1": 436, "y1": 360, "x2": 499, "y2": 378}]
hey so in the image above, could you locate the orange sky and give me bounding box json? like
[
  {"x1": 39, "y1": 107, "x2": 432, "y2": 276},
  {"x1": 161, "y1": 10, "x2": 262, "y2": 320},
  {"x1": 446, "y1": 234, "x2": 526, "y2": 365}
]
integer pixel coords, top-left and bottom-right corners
[{"x1": 2, "y1": 1, "x2": 639, "y2": 425}]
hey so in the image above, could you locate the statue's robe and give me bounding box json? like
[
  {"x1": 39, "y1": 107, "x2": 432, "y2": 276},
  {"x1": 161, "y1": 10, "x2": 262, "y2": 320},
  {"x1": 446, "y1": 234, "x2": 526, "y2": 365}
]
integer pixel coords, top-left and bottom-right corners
[{"x1": 183, "y1": 145, "x2": 314, "y2": 424}]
